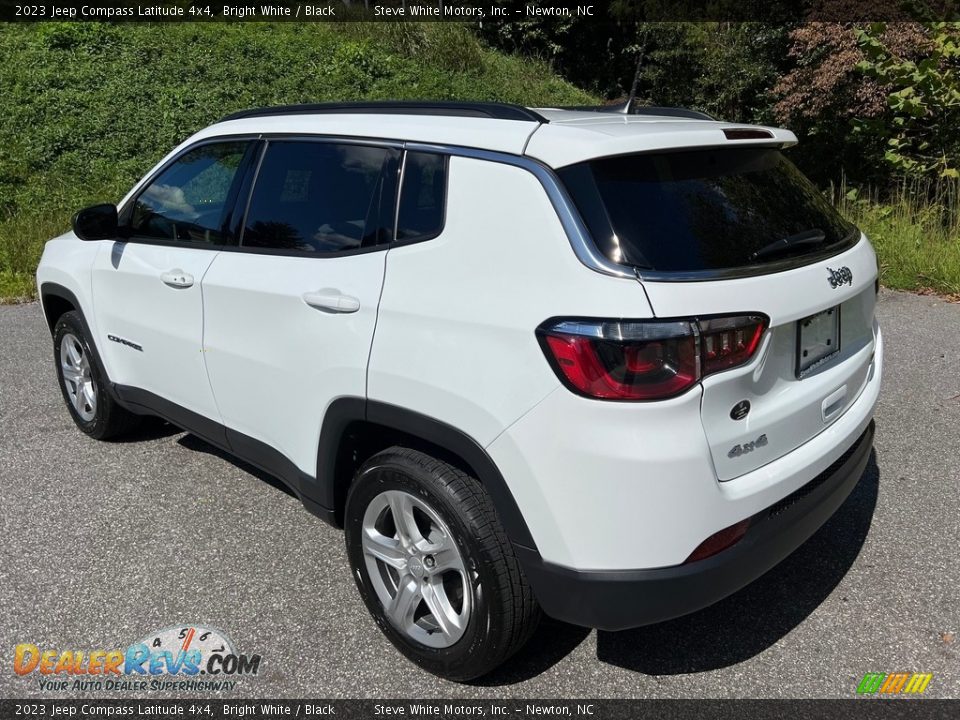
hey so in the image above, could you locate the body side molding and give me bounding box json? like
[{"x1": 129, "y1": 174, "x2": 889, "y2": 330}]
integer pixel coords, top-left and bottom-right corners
[
  {"x1": 104, "y1": 389, "x2": 532, "y2": 548},
  {"x1": 111, "y1": 384, "x2": 335, "y2": 525}
]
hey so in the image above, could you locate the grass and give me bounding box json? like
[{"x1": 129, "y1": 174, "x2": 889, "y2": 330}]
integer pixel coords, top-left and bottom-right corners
[
  {"x1": 0, "y1": 22, "x2": 594, "y2": 302},
  {"x1": 834, "y1": 180, "x2": 960, "y2": 299},
  {"x1": 2, "y1": 23, "x2": 957, "y2": 303}
]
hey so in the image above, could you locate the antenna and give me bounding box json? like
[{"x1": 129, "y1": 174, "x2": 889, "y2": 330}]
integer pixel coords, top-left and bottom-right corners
[{"x1": 623, "y1": 44, "x2": 645, "y2": 115}]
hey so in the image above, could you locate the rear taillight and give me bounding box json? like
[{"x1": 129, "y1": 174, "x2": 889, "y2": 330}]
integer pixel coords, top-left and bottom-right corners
[
  {"x1": 537, "y1": 314, "x2": 768, "y2": 401},
  {"x1": 699, "y1": 315, "x2": 767, "y2": 374}
]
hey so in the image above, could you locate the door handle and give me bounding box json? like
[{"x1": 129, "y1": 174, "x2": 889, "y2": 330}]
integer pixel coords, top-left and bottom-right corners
[
  {"x1": 302, "y1": 289, "x2": 361, "y2": 314},
  {"x1": 160, "y1": 269, "x2": 194, "y2": 288}
]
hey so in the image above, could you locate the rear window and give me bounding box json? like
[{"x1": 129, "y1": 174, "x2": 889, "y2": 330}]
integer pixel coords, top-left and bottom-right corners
[{"x1": 559, "y1": 147, "x2": 855, "y2": 273}]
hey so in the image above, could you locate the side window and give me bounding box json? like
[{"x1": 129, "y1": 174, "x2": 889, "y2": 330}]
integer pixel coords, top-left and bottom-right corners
[
  {"x1": 128, "y1": 142, "x2": 250, "y2": 245},
  {"x1": 242, "y1": 141, "x2": 395, "y2": 254},
  {"x1": 396, "y1": 152, "x2": 447, "y2": 242}
]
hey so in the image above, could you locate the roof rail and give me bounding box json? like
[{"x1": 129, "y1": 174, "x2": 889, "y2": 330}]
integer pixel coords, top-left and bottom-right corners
[
  {"x1": 561, "y1": 103, "x2": 715, "y2": 121},
  {"x1": 219, "y1": 101, "x2": 550, "y2": 124}
]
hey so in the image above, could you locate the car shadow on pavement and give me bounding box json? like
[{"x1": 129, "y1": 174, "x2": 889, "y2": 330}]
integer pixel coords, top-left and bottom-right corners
[
  {"x1": 167, "y1": 429, "x2": 879, "y2": 683},
  {"x1": 108, "y1": 416, "x2": 181, "y2": 443},
  {"x1": 177, "y1": 432, "x2": 299, "y2": 499},
  {"x1": 594, "y1": 452, "x2": 880, "y2": 675},
  {"x1": 174, "y1": 429, "x2": 594, "y2": 684},
  {"x1": 471, "y1": 617, "x2": 592, "y2": 686},
  {"x1": 479, "y1": 452, "x2": 880, "y2": 685}
]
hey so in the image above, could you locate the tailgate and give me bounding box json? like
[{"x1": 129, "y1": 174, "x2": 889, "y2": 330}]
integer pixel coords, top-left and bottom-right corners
[{"x1": 642, "y1": 236, "x2": 879, "y2": 481}]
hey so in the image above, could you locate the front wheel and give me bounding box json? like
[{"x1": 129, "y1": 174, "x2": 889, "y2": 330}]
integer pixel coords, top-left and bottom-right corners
[
  {"x1": 53, "y1": 311, "x2": 140, "y2": 440},
  {"x1": 345, "y1": 447, "x2": 540, "y2": 681}
]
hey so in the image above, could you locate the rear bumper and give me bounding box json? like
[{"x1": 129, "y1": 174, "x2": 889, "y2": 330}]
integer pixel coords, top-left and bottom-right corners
[{"x1": 517, "y1": 420, "x2": 874, "y2": 631}]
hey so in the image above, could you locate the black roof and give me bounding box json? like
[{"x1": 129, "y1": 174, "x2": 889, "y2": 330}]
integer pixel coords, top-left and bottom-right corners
[{"x1": 220, "y1": 101, "x2": 550, "y2": 124}]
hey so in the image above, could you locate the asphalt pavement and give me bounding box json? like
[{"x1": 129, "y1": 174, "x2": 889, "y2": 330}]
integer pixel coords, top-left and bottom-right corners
[{"x1": 1, "y1": 289, "x2": 957, "y2": 699}]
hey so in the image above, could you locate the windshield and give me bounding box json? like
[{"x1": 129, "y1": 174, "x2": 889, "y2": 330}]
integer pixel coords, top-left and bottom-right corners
[{"x1": 558, "y1": 147, "x2": 856, "y2": 273}]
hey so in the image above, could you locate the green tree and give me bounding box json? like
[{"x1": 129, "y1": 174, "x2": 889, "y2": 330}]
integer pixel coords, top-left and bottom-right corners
[{"x1": 855, "y1": 22, "x2": 960, "y2": 180}]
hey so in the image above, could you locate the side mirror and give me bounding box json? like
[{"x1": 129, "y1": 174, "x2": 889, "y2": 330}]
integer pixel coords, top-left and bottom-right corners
[{"x1": 72, "y1": 203, "x2": 118, "y2": 241}]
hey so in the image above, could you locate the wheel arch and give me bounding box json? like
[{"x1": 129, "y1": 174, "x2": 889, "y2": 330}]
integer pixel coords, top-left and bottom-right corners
[
  {"x1": 40, "y1": 282, "x2": 121, "y2": 392},
  {"x1": 39, "y1": 282, "x2": 80, "y2": 335},
  {"x1": 315, "y1": 398, "x2": 538, "y2": 551}
]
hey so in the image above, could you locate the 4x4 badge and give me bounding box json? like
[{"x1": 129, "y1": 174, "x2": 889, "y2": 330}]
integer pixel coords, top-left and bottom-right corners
[
  {"x1": 728, "y1": 434, "x2": 768, "y2": 458},
  {"x1": 827, "y1": 266, "x2": 853, "y2": 288}
]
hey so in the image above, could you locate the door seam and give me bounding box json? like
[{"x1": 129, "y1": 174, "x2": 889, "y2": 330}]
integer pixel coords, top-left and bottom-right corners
[{"x1": 198, "y1": 250, "x2": 228, "y2": 432}]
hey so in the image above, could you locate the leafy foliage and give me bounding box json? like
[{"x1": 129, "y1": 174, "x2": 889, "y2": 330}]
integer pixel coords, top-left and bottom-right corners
[
  {"x1": 0, "y1": 22, "x2": 593, "y2": 301},
  {"x1": 3, "y1": 18, "x2": 957, "y2": 301},
  {"x1": 766, "y1": 19, "x2": 960, "y2": 199},
  {"x1": 478, "y1": 16, "x2": 959, "y2": 297},
  {"x1": 479, "y1": 15, "x2": 790, "y2": 124},
  {"x1": 854, "y1": 22, "x2": 960, "y2": 180},
  {"x1": 630, "y1": 23, "x2": 789, "y2": 123}
]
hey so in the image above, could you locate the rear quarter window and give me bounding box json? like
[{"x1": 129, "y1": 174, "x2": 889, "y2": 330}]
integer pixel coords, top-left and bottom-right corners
[
  {"x1": 396, "y1": 152, "x2": 447, "y2": 243},
  {"x1": 559, "y1": 147, "x2": 856, "y2": 274}
]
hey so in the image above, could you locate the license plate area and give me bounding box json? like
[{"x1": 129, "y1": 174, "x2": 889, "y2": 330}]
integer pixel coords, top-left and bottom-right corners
[{"x1": 796, "y1": 306, "x2": 840, "y2": 378}]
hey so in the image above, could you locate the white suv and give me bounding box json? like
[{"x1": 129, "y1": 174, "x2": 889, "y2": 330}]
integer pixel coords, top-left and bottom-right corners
[{"x1": 36, "y1": 101, "x2": 882, "y2": 680}]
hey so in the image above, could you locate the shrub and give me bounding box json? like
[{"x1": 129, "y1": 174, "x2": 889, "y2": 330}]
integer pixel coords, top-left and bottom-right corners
[{"x1": 0, "y1": 22, "x2": 594, "y2": 302}]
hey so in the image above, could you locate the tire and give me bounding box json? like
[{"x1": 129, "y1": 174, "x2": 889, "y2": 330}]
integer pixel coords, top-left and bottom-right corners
[
  {"x1": 345, "y1": 447, "x2": 540, "y2": 681},
  {"x1": 53, "y1": 311, "x2": 141, "y2": 440}
]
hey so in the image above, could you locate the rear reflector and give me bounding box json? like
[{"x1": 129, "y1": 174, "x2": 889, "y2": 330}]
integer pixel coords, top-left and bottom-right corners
[
  {"x1": 684, "y1": 519, "x2": 751, "y2": 563},
  {"x1": 537, "y1": 314, "x2": 767, "y2": 401}
]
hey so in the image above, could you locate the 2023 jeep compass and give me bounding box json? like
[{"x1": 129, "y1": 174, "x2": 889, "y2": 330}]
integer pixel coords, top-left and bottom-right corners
[{"x1": 37, "y1": 101, "x2": 882, "y2": 680}]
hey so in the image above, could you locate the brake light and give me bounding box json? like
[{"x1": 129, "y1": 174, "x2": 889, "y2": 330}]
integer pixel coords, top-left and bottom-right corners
[
  {"x1": 537, "y1": 314, "x2": 767, "y2": 401},
  {"x1": 699, "y1": 316, "x2": 767, "y2": 374}
]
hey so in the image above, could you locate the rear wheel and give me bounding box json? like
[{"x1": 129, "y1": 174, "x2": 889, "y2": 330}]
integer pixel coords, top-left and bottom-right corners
[
  {"x1": 345, "y1": 447, "x2": 540, "y2": 681},
  {"x1": 53, "y1": 311, "x2": 140, "y2": 440}
]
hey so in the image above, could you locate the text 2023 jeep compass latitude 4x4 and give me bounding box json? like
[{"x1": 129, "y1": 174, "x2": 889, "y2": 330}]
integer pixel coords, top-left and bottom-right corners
[{"x1": 37, "y1": 101, "x2": 882, "y2": 680}]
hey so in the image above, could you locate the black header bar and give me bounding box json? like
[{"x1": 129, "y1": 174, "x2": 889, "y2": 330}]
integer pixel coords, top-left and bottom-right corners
[
  {"x1": 1, "y1": 1, "x2": 958, "y2": 23},
  {"x1": 0, "y1": 699, "x2": 957, "y2": 719}
]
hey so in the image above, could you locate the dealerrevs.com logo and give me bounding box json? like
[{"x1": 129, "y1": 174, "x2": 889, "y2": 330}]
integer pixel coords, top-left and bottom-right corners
[{"x1": 14, "y1": 625, "x2": 261, "y2": 692}]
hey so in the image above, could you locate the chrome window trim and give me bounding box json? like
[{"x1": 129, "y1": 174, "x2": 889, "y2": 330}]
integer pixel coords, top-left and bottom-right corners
[
  {"x1": 122, "y1": 134, "x2": 405, "y2": 215},
  {"x1": 256, "y1": 134, "x2": 405, "y2": 149},
  {"x1": 404, "y1": 142, "x2": 637, "y2": 280},
  {"x1": 122, "y1": 133, "x2": 859, "y2": 281},
  {"x1": 393, "y1": 149, "x2": 409, "y2": 243},
  {"x1": 238, "y1": 139, "x2": 267, "y2": 246},
  {"x1": 407, "y1": 142, "x2": 862, "y2": 283}
]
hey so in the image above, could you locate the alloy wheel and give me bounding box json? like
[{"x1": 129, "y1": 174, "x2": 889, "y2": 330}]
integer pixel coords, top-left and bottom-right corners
[
  {"x1": 361, "y1": 489, "x2": 472, "y2": 648},
  {"x1": 60, "y1": 332, "x2": 97, "y2": 422}
]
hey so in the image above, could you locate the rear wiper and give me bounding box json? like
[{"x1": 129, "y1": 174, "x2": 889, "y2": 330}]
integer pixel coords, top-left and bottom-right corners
[{"x1": 749, "y1": 229, "x2": 827, "y2": 262}]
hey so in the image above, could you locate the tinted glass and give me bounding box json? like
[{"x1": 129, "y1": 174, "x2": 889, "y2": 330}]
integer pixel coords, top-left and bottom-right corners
[
  {"x1": 559, "y1": 148, "x2": 854, "y2": 272},
  {"x1": 396, "y1": 152, "x2": 447, "y2": 242},
  {"x1": 242, "y1": 142, "x2": 392, "y2": 254},
  {"x1": 129, "y1": 142, "x2": 249, "y2": 244}
]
